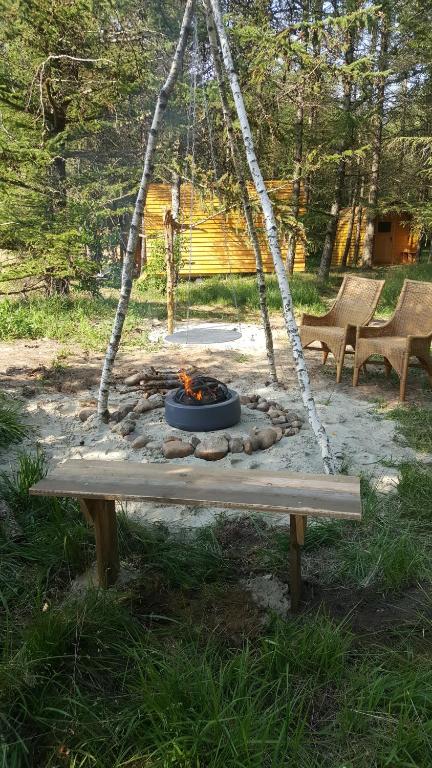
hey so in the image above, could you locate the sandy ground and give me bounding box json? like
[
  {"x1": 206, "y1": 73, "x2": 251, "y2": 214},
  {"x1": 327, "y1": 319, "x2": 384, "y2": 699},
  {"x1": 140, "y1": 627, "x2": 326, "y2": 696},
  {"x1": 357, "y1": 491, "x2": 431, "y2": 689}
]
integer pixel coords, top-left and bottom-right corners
[{"x1": 1, "y1": 319, "x2": 430, "y2": 531}]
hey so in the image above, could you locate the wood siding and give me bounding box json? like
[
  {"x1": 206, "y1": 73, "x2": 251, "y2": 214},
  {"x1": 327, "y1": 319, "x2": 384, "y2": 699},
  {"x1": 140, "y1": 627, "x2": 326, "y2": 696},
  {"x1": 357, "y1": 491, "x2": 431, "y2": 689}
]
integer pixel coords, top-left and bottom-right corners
[
  {"x1": 143, "y1": 181, "x2": 306, "y2": 275},
  {"x1": 332, "y1": 208, "x2": 420, "y2": 268}
]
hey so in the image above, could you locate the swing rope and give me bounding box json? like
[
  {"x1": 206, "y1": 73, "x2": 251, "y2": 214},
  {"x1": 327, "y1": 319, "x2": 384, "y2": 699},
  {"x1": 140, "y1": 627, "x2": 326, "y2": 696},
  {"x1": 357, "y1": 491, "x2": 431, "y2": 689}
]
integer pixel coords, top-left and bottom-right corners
[{"x1": 166, "y1": 13, "x2": 242, "y2": 345}]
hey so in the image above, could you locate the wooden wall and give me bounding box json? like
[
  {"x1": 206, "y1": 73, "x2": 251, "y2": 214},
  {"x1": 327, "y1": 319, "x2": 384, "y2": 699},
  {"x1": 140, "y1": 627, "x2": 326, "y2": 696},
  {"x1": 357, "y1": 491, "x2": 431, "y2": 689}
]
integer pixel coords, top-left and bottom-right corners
[
  {"x1": 143, "y1": 181, "x2": 306, "y2": 275},
  {"x1": 332, "y1": 208, "x2": 420, "y2": 268}
]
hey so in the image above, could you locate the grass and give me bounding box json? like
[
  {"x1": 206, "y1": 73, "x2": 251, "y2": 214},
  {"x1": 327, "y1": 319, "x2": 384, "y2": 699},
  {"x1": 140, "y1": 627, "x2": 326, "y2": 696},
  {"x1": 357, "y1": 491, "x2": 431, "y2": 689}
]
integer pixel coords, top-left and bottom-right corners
[
  {"x1": 2, "y1": 448, "x2": 432, "y2": 766},
  {"x1": 386, "y1": 405, "x2": 432, "y2": 453},
  {"x1": 0, "y1": 393, "x2": 28, "y2": 449},
  {"x1": 1, "y1": 262, "x2": 432, "y2": 350}
]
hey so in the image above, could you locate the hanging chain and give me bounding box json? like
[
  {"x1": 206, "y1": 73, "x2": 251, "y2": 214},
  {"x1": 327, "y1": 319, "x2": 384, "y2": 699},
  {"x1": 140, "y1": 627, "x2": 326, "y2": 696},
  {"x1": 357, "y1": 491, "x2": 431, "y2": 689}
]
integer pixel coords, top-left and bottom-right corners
[
  {"x1": 185, "y1": 15, "x2": 199, "y2": 341},
  {"x1": 195, "y1": 26, "x2": 242, "y2": 332}
]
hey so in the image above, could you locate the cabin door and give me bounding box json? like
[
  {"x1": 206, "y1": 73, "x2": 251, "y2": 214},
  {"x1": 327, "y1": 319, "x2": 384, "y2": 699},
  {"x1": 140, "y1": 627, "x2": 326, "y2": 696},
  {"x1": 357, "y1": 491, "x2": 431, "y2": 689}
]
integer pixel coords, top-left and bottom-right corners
[{"x1": 373, "y1": 218, "x2": 394, "y2": 264}]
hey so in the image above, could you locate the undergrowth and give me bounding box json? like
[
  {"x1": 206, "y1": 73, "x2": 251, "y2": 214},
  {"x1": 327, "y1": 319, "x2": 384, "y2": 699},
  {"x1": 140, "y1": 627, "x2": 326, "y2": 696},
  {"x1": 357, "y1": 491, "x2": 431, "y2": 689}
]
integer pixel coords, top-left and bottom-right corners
[
  {"x1": 387, "y1": 405, "x2": 432, "y2": 453},
  {"x1": 0, "y1": 393, "x2": 27, "y2": 449},
  {"x1": 2, "y1": 453, "x2": 432, "y2": 766}
]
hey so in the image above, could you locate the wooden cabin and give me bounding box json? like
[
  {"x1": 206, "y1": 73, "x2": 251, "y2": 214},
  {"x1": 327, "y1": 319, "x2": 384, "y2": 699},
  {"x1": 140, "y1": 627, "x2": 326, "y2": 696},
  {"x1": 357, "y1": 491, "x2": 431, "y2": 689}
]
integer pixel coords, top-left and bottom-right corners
[
  {"x1": 139, "y1": 181, "x2": 306, "y2": 276},
  {"x1": 332, "y1": 208, "x2": 420, "y2": 268}
]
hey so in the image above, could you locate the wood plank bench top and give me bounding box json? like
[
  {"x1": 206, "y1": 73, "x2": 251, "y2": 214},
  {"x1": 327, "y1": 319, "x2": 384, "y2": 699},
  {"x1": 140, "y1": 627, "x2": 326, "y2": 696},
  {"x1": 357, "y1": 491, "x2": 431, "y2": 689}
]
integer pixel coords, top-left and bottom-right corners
[
  {"x1": 29, "y1": 459, "x2": 361, "y2": 609},
  {"x1": 29, "y1": 459, "x2": 362, "y2": 520}
]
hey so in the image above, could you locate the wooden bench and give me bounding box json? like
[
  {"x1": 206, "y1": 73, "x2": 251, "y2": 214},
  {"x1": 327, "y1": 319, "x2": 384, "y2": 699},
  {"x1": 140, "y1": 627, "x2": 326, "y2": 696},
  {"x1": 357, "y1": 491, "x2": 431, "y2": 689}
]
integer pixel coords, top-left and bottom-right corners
[{"x1": 29, "y1": 460, "x2": 362, "y2": 610}]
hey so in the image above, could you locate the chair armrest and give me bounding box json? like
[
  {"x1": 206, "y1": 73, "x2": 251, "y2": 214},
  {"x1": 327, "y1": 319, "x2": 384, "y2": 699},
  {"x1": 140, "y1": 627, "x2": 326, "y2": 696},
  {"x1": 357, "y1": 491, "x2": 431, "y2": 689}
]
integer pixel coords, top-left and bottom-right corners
[
  {"x1": 301, "y1": 313, "x2": 332, "y2": 327},
  {"x1": 356, "y1": 321, "x2": 395, "y2": 339}
]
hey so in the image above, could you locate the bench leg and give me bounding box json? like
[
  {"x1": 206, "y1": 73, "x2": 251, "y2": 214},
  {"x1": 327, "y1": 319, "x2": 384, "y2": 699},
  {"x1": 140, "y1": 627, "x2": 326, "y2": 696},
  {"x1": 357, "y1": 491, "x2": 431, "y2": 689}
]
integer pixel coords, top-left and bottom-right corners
[
  {"x1": 81, "y1": 499, "x2": 120, "y2": 588},
  {"x1": 289, "y1": 514, "x2": 303, "y2": 612}
]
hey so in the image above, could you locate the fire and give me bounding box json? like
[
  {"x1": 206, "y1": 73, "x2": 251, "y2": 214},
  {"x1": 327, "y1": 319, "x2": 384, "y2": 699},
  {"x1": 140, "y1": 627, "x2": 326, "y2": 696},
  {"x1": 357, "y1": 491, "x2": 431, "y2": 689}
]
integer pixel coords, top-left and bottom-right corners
[{"x1": 178, "y1": 369, "x2": 203, "y2": 401}]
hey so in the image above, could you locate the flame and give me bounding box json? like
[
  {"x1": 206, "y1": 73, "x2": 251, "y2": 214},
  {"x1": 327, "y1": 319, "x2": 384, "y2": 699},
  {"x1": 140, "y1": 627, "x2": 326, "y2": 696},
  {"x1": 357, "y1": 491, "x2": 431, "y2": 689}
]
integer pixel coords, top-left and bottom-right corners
[{"x1": 178, "y1": 369, "x2": 203, "y2": 401}]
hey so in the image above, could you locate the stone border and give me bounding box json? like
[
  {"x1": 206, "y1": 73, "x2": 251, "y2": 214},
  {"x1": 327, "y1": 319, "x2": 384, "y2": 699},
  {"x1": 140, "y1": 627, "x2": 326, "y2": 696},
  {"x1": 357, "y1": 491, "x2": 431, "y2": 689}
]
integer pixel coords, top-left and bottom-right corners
[{"x1": 77, "y1": 392, "x2": 304, "y2": 462}]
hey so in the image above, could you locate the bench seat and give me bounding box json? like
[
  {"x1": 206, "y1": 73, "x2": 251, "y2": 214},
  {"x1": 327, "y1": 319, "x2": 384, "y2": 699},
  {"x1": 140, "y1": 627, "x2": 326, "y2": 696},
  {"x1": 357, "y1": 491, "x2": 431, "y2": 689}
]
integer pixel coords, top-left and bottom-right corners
[{"x1": 30, "y1": 460, "x2": 361, "y2": 610}]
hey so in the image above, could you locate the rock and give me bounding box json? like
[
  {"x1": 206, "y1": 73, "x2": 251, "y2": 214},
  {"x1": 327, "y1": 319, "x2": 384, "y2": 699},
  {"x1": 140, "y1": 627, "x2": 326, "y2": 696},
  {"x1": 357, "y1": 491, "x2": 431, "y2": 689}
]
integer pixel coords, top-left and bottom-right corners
[
  {"x1": 267, "y1": 400, "x2": 278, "y2": 408},
  {"x1": 256, "y1": 401, "x2": 270, "y2": 413},
  {"x1": 131, "y1": 435, "x2": 150, "y2": 449},
  {"x1": 240, "y1": 395, "x2": 251, "y2": 405},
  {"x1": 146, "y1": 440, "x2": 162, "y2": 452},
  {"x1": 164, "y1": 435, "x2": 180, "y2": 443},
  {"x1": 291, "y1": 420, "x2": 302, "y2": 429},
  {"x1": 112, "y1": 401, "x2": 138, "y2": 422},
  {"x1": 271, "y1": 416, "x2": 287, "y2": 425},
  {"x1": 243, "y1": 438, "x2": 253, "y2": 455},
  {"x1": 268, "y1": 408, "x2": 283, "y2": 419},
  {"x1": 247, "y1": 402, "x2": 258, "y2": 410},
  {"x1": 118, "y1": 419, "x2": 136, "y2": 437},
  {"x1": 163, "y1": 440, "x2": 194, "y2": 459},
  {"x1": 195, "y1": 437, "x2": 228, "y2": 461},
  {"x1": 190, "y1": 435, "x2": 201, "y2": 448},
  {"x1": 255, "y1": 428, "x2": 278, "y2": 449},
  {"x1": 124, "y1": 371, "x2": 145, "y2": 386},
  {"x1": 283, "y1": 427, "x2": 299, "y2": 437},
  {"x1": 78, "y1": 407, "x2": 97, "y2": 422},
  {"x1": 249, "y1": 435, "x2": 261, "y2": 451},
  {"x1": 148, "y1": 393, "x2": 164, "y2": 407},
  {"x1": 283, "y1": 410, "x2": 301, "y2": 423},
  {"x1": 21, "y1": 385, "x2": 36, "y2": 398},
  {"x1": 273, "y1": 427, "x2": 283, "y2": 442},
  {"x1": 229, "y1": 437, "x2": 244, "y2": 453},
  {"x1": 134, "y1": 399, "x2": 155, "y2": 414}
]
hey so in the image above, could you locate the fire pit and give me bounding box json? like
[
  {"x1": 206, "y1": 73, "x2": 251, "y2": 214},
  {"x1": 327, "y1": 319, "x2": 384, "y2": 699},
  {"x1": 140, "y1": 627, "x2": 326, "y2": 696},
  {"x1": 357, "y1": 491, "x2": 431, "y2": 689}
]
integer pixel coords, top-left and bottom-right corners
[{"x1": 165, "y1": 371, "x2": 241, "y2": 432}]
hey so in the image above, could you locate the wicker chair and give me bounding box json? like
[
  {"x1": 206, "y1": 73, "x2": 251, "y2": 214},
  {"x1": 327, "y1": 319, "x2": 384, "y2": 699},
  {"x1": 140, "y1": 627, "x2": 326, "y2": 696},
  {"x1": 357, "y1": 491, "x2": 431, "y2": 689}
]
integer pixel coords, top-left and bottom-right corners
[
  {"x1": 353, "y1": 279, "x2": 432, "y2": 401},
  {"x1": 300, "y1": 275, "x2": 385, "y2": 383}
]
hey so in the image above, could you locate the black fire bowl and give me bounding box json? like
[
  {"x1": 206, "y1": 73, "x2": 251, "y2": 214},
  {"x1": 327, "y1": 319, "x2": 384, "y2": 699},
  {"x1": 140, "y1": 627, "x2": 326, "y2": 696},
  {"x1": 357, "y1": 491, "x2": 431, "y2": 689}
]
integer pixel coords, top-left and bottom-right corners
[{"x1": 165, "y1": 388, "x2": 241, "y2": 432}]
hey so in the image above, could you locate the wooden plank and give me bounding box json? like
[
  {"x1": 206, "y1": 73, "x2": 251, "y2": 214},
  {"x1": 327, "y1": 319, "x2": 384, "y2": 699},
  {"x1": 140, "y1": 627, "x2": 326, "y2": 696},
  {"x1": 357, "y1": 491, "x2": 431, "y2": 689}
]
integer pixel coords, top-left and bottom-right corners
[
  {"x1": 29, "y1": 460, "x2": 362, "y2": 520},
  {"x1": 81, "y1": 498, "x2": 119, "y2": 588}
]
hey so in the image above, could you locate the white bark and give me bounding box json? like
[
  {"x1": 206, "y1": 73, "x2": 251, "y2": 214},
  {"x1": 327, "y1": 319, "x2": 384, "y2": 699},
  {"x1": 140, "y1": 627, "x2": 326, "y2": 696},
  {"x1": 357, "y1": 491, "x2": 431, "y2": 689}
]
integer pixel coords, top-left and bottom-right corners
[
  {"x1": 208, "y1": 0, "x2": 337, "y2": 474},
  {"x1": 204, "y1": 0, "x2": 277, "y2": 384},
  {"x1": 97, "y1": 0, "x2": 195, "y2": 418}
]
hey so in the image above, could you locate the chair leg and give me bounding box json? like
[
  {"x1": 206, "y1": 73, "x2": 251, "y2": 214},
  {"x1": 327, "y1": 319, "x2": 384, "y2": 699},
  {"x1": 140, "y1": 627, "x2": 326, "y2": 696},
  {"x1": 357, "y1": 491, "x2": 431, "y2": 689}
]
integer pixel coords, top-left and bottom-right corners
[
  {"x1": 336, "y1": 350, "x2": 345, "y2": 384},
  {"x1": 353, "y1": 364, "x2": 360, "y2": 387},
  {"x1": 399, "y1": 355, "x2": 409, "y2": 402},
  {"x1": 384, "y1": 358, "x2": 392, "y2": 379},
  {"x1": 322, "y1": 344, "x2": 329, "y2": 365}
]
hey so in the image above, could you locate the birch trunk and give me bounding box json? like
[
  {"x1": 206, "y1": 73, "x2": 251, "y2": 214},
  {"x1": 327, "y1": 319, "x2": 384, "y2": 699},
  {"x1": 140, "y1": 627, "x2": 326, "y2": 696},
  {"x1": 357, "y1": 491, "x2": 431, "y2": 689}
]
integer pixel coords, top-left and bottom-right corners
[
  {"x1": 97, "y1": 0, "x2": 194, "y2": 419},
  {"x1": 204, "y1": 0, "x2": 277, "y2": 384},
  {"x1": 209, "y1": 0, "x2": 336, "y2": 474},
  {"x1": 361, "y1": 16, "x2": 389, "y2": 268}
]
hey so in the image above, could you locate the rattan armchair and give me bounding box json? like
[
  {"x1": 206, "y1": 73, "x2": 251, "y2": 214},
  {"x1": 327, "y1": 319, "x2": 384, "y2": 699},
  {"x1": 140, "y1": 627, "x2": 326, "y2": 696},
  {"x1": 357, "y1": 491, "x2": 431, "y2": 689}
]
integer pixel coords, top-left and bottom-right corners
[
  {"x1": 353, "y1": 279, "x2": 432, "y2": 401},
  {"x1": 300, "y1": 275, "x2": 385, "y2": 383}
]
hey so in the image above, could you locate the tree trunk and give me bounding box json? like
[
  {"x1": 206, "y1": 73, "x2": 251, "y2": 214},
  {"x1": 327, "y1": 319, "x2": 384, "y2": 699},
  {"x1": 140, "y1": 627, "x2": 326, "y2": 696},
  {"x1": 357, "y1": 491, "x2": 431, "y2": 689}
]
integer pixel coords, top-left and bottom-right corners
[
  {"x1": 360, "y1": 15, "x2": 389, "y2": 268},
  {"x1": 340, "y1": 183, "x2": 358, "y2": 269},
  {"x1": 164, "y1": 209, "x2": 176, "y2": 335},
  {"x1": 97, "y1": 0, "x2": 195, "y2": 419},
  {"x1": 318, "y1": 22, "x2": 355, "y2": 281},
  {"x1": 209, "y1": 0, "x2": 336, "y2": 474},
  {"x1": 286, "y1": 102, "x2": 304, "y2": 275},
  {"x1": 171, "y1": 170, "x2": 182, "y2": 283},
  {"x1": 204, "y1": 0, "x2": 277, "y2": 384}
]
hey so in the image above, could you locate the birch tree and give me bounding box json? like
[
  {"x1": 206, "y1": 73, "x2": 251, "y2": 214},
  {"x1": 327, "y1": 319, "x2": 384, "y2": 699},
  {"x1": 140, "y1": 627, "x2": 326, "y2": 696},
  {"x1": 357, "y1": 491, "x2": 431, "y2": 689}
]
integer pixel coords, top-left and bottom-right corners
[
  {"x1": 208, "y1": 0, "x2": 337, "y2": 474},
  {"x1": 204, "y1": 0, "x2": 277, "y2": 384},
  {"x1": 97, "y1": 0, "x2": 195, "y2": 419}
]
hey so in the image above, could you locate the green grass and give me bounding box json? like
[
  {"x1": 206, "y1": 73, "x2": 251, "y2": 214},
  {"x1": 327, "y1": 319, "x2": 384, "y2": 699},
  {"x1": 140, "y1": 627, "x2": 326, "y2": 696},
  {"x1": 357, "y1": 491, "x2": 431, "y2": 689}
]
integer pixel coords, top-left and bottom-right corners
[
  {"x1": 2, "y1": 262, "x2": 432, "y2": 350},
  {"x1": 387, "y1": 405, "x2": 432, "y2": 453},
  {"x1": 0, "y1": 393, "x2": 28, "y2": 449},
  {"x1": 2, "y1": 449, "x2": 432, "y2": 766},
  {"x1": 0, "y1": 293, "x2": 156, "y2": 351}
]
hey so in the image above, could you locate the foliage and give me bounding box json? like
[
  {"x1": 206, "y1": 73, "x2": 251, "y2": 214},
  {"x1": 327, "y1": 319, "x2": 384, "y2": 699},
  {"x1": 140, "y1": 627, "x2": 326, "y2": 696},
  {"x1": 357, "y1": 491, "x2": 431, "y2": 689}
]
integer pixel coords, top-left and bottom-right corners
[
  {"x1": 387, "y1": 406, "x2": 432, "y2": 453},
  {"x1": 2, "y1": 449, "x2": 432, "y2": 766},
  {"x1": 0, "y1": 394, "x2": 28, "y2": 449},
  {"x1": 138, "y1": 235, "x2": 185, "y2": 293}
]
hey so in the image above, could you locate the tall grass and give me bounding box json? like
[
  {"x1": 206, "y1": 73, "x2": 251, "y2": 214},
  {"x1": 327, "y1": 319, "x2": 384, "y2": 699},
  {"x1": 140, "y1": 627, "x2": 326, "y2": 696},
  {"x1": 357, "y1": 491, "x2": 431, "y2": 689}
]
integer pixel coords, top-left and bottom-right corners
[
  {"x1": 387, "y1": 405, "x2": 432, "y2": 453},
  {"x1": 2, "y1": 450, "x2": 432, "y2": 766},
  {"x1": 0, "y1": 394, "x2": 27, "y2": 449}
]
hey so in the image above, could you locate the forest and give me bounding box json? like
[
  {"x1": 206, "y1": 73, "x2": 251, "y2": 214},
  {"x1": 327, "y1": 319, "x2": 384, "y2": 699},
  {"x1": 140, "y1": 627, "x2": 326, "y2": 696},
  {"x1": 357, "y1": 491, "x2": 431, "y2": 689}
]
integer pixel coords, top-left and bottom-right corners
[
  {"x1": 1, "y1": 0, "x2": 431, "y2": 294},
  {"x1": 2, "y1": 3, "x2": 432, "y2": 768}
]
